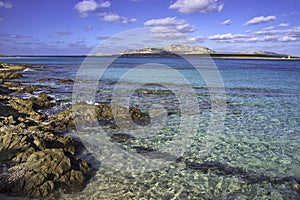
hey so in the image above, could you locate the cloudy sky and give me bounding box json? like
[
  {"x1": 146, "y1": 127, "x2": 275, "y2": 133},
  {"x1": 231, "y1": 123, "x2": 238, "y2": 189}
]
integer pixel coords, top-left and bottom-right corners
[{"x1": 1, "y1": 0, "x2": 300, "y2": 55}]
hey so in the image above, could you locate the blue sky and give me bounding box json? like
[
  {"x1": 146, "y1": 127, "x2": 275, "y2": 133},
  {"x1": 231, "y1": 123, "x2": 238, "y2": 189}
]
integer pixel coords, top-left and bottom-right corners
[{"x1": 0, "y1": 0, "x2": 300, "y2": 55}]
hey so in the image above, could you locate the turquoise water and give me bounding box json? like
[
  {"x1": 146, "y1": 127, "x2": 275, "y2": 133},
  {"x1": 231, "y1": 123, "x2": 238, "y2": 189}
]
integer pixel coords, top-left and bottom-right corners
[{"x1": 1, "y1": 56, "x2": 300, "y2": 199}]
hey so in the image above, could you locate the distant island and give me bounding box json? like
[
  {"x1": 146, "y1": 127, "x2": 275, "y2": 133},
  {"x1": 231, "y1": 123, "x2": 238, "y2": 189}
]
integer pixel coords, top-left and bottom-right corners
[
  {"x1": 121, "y1": 44, "x2": 218, "y2": 55},
  {"x1": 118, "y1": 44, "x2": 300, "y2": 60}
]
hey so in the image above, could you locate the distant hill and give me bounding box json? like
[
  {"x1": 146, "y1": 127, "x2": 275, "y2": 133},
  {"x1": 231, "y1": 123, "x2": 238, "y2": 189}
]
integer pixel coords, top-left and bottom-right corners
[
  {"x1": 236, "y1": 50, "x2": 288, "y2": 57},
  {"x1": 121, "y1": 44, "x2": 218, "y2": 55}
]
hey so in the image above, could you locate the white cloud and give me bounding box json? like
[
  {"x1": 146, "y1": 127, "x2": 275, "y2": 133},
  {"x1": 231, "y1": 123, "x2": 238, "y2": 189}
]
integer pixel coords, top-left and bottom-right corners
[
  {"x1": 261, "y1": 36, "x2": 279, "y2": 42},
  {"x1": 149, "y1": 27, "x2": 189, "y2": 40},
  {"x1": 209, "y1": 33, "x2": 246, "y2": 41},
  {"x1": 0, "y1": 18, "x2": 3, "y2": 21},
  {"x1": 244, "y1": 15, "x2": 276, "y2": 26},
  {"x1": 169, "y1": 0, "x2": 223, "y2": 14},
  {"x1": 207, "y1": 33, "x2": 280, "y2": 43},
  {"x1": 246, "y1": 37, "x2": 260, "y2": 42},
  {"x1": 99, "y1": 12, "x2": 137, "y2": 24},
  {"x1": 264, "y1": 26, "x2": 275, "y2": 30},
  {"x1": 204, "y1": 25, "x2": 300, "y2": 45},
  {"x1": 253, "y1": 27, "x2": 282, "y2": 35},
  {"x1": 221, "y1": 19, "x2": 232, "y2": 25},
  {"x1": 144, "y1": 17, "x2": 195, "y2": 33},
  {"x1": 278, "y1": 23, "x2": 290, "y2": 27},
  {"x1": 142, "y1": 26, "x2": 196, "y2": 45},
  {"x1": 278, "y1": 36, "x2": 297, "y2": 42},
  {"x1": 100, "y1": 1, "x2": 111, "y2": 7},
  {"x1": 0, "y1": 1, "x2": 12, "y2": 9},
  {"x1": 130, "y1": 18, "x2": 138, "y2": 23},
  {"x1": 254, "y1": 30, "x2": 280, "y2": 35},
  {"x1": 250, "y1": 26, "x2": 300, "y2": 42},
  {"x1": 284, "y1": 26, "x2": 300, "y2": 38},
  {"x1": 74, "y1": 0, "x2": 111, "y2": 17}
]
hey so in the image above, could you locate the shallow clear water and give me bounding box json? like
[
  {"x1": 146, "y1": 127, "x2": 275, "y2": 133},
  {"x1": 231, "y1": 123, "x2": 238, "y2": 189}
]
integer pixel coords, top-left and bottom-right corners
[{"x1": 1, "y1": 56, "x2": 300, "y2": 199}]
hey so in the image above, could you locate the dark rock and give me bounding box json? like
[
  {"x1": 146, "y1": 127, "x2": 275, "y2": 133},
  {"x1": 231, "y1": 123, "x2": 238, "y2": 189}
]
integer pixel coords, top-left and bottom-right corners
[
  {"x1": 9, "y1": 97, "x2": 34, "y2": 115},
  {"x1": 38, "y1": 77, "x2": 53, "y2": 81},
  {"x1": 8, "y1": 96, "x2": 50, "y2": 121},
  {"x1": 14, "y1": 84, "x2": 41, "y2": 94},
  {"x1": 110, "y1": 133, "x2": 135, "y2": 143},
  {"x1": 0, "y1": 65, "x2": 93, "y2": 198},
  {"x1": 34, "y1": 93, "x2": 54, "y2": 108},
  {"x1": 46, "y1": 108, "x2": 75, "y2": 133},
  {"x1": 0, "y1": 85, "x2": 13, "y2": 95},
  {"x1": 59, "y1": 78, "x2": 74, "y2": 83},
  {"x1": 0, "y1": 72, "x2": 22, "y2": 79},
  {"x1": 38, "y1": 77, "x2": 74, "y2": 83},
  {"x1": 0, "y1": 132, "x2": 91, "y2": 198},
  {"x1": 130, "y1": 107, "x2": 150, "y2": 125},
  {"x1": 0, "y1": 100, "x2": 26, "y2": 123}
]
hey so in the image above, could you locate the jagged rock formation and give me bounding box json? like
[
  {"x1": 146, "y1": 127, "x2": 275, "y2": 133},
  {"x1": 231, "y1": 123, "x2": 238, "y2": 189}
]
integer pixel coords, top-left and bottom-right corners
[{"x1": 0, "y1": 64, "x2": 92, "y2": 199}]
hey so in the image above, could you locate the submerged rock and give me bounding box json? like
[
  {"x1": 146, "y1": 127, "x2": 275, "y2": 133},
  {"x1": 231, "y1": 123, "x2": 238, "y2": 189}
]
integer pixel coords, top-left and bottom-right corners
[
  {"x1": 38, "y1": 77, "x2": 74, "y2": 83},
  {"x1": 44, "y1": 102, "x2": 150, "y2": 133},
  {"x1": 14, "y1": 84, "x2": 44, "y2": 94},
  {"x1": 59, "y1": 78, "x2": 74, "y2": 83},
  {"x1": 292, "y1": 183, "x2": 300, "y2": 192},
  {"x1": 1, "y1": 81, "x2": 42, "y2": 95}
]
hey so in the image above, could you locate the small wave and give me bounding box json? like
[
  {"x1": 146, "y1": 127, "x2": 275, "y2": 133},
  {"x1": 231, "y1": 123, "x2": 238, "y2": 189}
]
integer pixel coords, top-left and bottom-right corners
[{"x1": 23, "y1": 68, "x2": 36, "y2": 72}]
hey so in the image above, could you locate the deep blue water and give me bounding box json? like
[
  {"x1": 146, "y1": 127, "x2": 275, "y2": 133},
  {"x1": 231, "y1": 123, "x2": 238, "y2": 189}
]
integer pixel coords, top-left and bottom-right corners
[
  {"x1": 2, "y1": 56, "x2": 299, "y2": 90},
  {"x1": 1, "y1": 56, "x2": 300, "y2": 199}
]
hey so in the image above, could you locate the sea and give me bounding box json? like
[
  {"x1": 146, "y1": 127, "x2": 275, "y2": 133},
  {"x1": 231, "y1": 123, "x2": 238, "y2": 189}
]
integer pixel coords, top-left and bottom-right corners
[{"x1": 0, "y1": 56, "x2": 300, "y2": 199}]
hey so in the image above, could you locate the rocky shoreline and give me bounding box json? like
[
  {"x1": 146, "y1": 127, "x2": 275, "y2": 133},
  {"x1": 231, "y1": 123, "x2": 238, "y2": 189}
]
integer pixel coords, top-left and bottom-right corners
[
  {"x1": 0, "y1": 62, "x2": 151, "y2": 199},
  {"x1": 0, "y1": 63, "x2": 94, "y2": 199}
]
